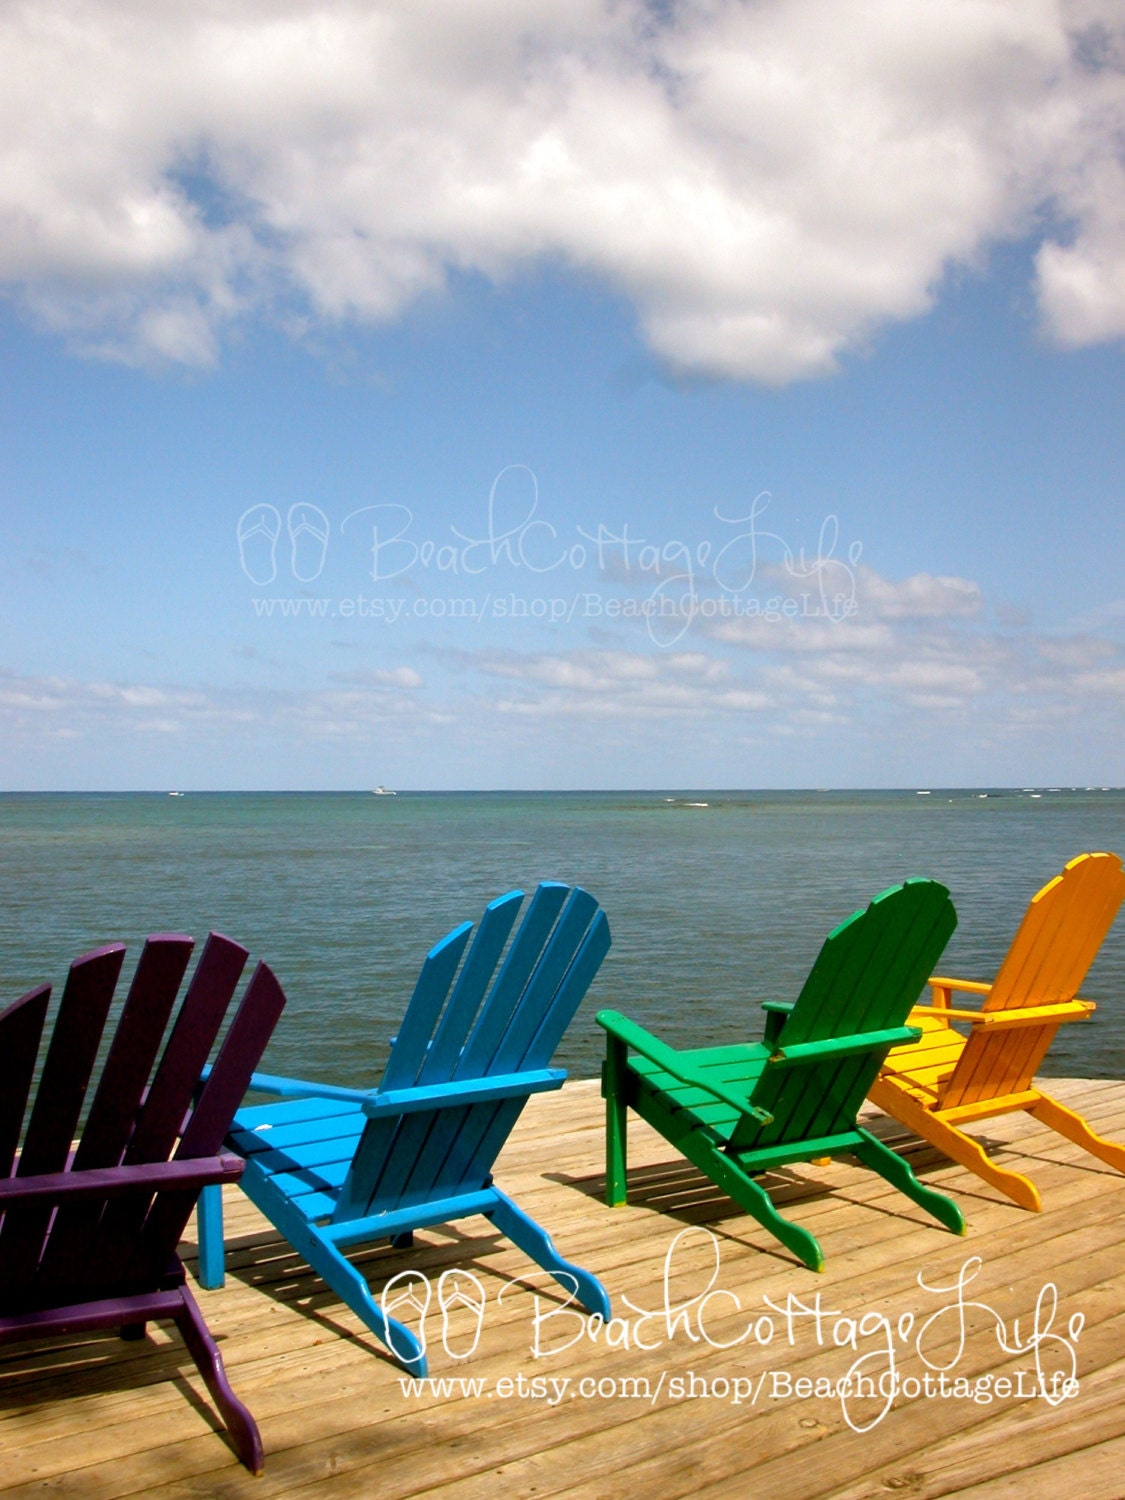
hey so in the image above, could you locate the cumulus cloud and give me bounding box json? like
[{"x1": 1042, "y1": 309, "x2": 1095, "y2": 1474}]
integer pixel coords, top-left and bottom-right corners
[{"x1": 1, "y1": 0, "x2": 1124, "y2": 377}]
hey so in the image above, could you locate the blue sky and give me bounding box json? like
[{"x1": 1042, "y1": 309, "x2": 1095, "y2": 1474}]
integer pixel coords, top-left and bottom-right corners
[{"x1": 2, "y1": 1, "x2": 1124, "y2": 789}]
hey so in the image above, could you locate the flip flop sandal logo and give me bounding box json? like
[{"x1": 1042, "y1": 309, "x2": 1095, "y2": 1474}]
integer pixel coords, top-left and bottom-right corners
[
  {"x1": 288, "y1": 503, "x2": 331, "y2": 582},
  {"x1": 381, "y1": 1269, "x2": 433, "y2": 1361},
  {"x1": 438, "y1": 1269, "x2": 487, "y2": 1360},
  {"x1": 236, "y1": 504, "x2": 282, "y2": 585}
]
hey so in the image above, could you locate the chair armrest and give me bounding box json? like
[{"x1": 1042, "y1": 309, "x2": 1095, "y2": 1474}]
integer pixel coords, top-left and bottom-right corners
[
  {"x1": 760, "y1": 1000, "x2": 794, "y2": 1046},
  {"x1": 243, "y1": 1071, "x2": 378, "y2": 1104},
  {"x1": 361, "y1": 1069, "x2": 564, "y2": 1117},
  {"x1": 913, "y1": 999, "x2": 1094, "y2": 1032},
  {"x1": 909, "y1": 1005, "x2": 994, "y2": 1023},
  {"x1": 597, "y1": 1010, "x2": 773, "y2": 1124},
  {"x1": 766, "y1": 1026, "x2": 921, "y2": 1070},
  {"x1": 0, "y1": 1154, "x2": 244, "y2": 1206},
  {"x1": 929, "y1": 976, "x2": 992, "y2": 1007},
  {"x1": 199, "y1": 1063, "x2": 378, "y2": 1105}
]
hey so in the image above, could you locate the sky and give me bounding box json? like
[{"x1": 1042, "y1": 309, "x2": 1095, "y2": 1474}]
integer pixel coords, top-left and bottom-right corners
[{"x1": 2, "y1": 0, "x2": 1124, "y2": 790}]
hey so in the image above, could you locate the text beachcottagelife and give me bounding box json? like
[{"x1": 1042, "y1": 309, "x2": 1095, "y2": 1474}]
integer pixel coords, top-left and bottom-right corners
[
  {"x1": 380, "y1": 1231, "x2": 1083, "y2": 1435},
  {"x1": 237, "y1": 473, "x2": 862, "y2": 646}
]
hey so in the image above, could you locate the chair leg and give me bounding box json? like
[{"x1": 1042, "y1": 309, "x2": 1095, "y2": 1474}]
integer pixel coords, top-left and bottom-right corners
[
  {"x1": 626, "y1": 1081, "x2": 824, "y2": 1269},
  {"x1": 238, "y1": 1163, "x2": 429, "y2": 1375},
  {"x1": 196, "y1": 1182, "x2": 226, "y2": 1290},
  {"x1": 1029, "y1": 1093, "x2": 1125, "y2": 1174},
  {"x1": 174, "y1": 1285, "x2": 263, "y2": 1475},
  {"x1": 488, "y1": 1188, "x2": 612, "y2": 1321},
  {"x1": 603, "y1": 1037, "x2": 629, "y2": 1207},
  {"x1": 284, "y1": 1216, "x2": 428, "y2": 1377},
  {"x1": 868, "y1": 1079, "x2": 1042, "y2": 1211},
  {"x1": 694, "y1": 1142, "x2": 825, "y2": 1272},
  {"x1": 852, "y1": 1129, "x2": 966, "y2": 1235},
  {"x1": 306, "y1": 1235, "x2": 429, "y2": 1374}
]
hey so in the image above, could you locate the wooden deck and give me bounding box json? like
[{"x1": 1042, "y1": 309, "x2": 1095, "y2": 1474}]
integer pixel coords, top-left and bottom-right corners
[{"x1": 4, "y1": 1077, "x2": 1125, "y2": 1500}]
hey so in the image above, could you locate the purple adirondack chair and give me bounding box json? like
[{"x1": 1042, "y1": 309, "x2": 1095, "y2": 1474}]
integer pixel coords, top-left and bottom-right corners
[{"x1": 0, "y1": 933, "x2": 287, "y2": 1474}]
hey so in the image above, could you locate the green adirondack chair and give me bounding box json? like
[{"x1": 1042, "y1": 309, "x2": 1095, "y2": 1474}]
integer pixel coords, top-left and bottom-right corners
[{"x1": 598, "y1": 879, "x2": 966, "y2": 1271}]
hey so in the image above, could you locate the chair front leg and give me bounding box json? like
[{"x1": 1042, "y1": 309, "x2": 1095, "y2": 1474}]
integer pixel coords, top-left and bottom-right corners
[
  {"x1": 489, "y1": 1187, "x2": 611, "y2": 1321},
  {"x1": 196, "y1": 1182, "x2": 226, "y2": 1290},
  {"x1": 174, "y1": 1285, "x2": 263, "y2": 1474},
  {"x1": 603, "y1": 1034, "x2": 630, "y2": 1207}
]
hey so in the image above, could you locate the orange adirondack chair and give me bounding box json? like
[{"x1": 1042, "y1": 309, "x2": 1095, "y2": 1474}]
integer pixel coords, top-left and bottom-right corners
[{"x1": 868, "y1": 852, "x2": 1125, "y2": 1211}]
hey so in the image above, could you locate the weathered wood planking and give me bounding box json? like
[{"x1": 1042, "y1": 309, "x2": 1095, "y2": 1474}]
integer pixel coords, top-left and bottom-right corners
[{"x1": 3, "y1": 1078, "x2": 1125, "y2": 1500}]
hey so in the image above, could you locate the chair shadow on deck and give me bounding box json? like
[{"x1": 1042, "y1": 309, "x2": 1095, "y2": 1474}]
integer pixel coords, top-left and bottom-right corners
[
  {"x1": 182, "y1": 1205, "x2": 585, "y2": 1365},
  {"x1": 869, "y1": 1091, "x2": 1125, "y2": 1205},
  {"x1": 549, "y1": 1137, "x2": 971, "y2": 1269},
  {"x1": 0, "y1": 1322, "x2": 241, "y2": 1451}
]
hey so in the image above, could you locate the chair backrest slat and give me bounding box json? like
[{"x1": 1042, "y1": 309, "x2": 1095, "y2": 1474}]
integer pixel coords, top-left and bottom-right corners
[
  {"x1": 381, "y1": 924, "x2": 473, "y2": 1091},
  {"x1": 127, "y1": 962, "x2": 288, "y2": 1281},
  {"x1": 82, "y1": 933, "x2": 248, "y2": 1288},
  {"x1": 74, "y1": 936, "x2": 196, "y2": 1171},
  {"x1": 0, "y1": 946, "x2": 125, "y2": 1286},
  {"x1": 489, "y1": 889, "x2": 600, "y2": 1072},
  {"x1": 511, "y1": 908, "x2": 610, "y2": 1069},
  {"x1": 123, "y1": 933, "x2": 248, "y2": 1165},
  {"x1": 36, "y1": 936, "x2": 196, "y2": 1289},
  {"x1": 0, "y1": 985, "x2": 51, "y2": 1179},
  {"x1": 455, "y1": 882, "x2": 571, "y2": 1079},
  {"x1": 16, "y1": 946, "x2": 126, "y2": 1178},
  {"x1": 419, "y1": 893, "x2": 524, "y2": 1084}
]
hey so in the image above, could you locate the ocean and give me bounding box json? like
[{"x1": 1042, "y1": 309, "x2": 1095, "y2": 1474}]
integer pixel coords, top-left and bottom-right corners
[{"x1": 1, "y1": 788, "x2": 1123, "y2": 1084}]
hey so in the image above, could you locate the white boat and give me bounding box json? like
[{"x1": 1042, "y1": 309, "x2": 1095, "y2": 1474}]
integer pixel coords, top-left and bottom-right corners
[{"x1": 372, "y1": 786, "x2": 397, "y2": 796}]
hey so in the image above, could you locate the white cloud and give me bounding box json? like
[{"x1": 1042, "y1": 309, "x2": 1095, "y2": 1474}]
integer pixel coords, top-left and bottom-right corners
[
  {"x1": 1, "y1": 0, "x2": 1123, "y2": 377},
  {"x1": 856, "y1": 567, "x2": 984, "y2": 620},
  {"x1": 0, "y1": 665, "x2": 432, "y2": 740},
  {"x1": 473, "y1": 647, "x2": 768, "y2": 717},
  {"x1": 330, "y1": 666, "x2": 423, "y2": 689},
  {"x1": 2, "y1": 585, "x2": 1124, "y2": 773}
]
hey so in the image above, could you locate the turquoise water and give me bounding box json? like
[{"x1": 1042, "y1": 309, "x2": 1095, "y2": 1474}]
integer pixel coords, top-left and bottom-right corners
[{"x1": 1, "y1": 789, "x2": 1123, "y2": 1084}]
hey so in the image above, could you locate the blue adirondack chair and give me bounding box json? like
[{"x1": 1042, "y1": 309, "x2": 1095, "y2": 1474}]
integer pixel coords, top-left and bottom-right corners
[
  {"x1": 0, "y1": 933, "x2": 287, "y2": 1474},
  {"x1": 197, "y1": 882, "x2": 612, "y2": 1374}
]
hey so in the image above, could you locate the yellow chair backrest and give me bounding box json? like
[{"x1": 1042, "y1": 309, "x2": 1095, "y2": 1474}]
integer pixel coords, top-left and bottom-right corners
[
  {"x1": 985, "y1": 852, "x2": 1125, "y2": 1011},
  {"x1": 939, "y1": 852, "x2": 1125, "y2": 1110}
]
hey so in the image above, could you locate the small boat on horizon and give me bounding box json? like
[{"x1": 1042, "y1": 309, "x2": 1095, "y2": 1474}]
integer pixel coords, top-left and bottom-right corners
[{"x1": 372, "y1": 786, "x2": 397, "y2": 796}]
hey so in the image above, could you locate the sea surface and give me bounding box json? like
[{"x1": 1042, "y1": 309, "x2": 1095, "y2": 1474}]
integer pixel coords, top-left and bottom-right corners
[{"x1": 2, "y1": 789, "x2": 1124, "y2": 1085}]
